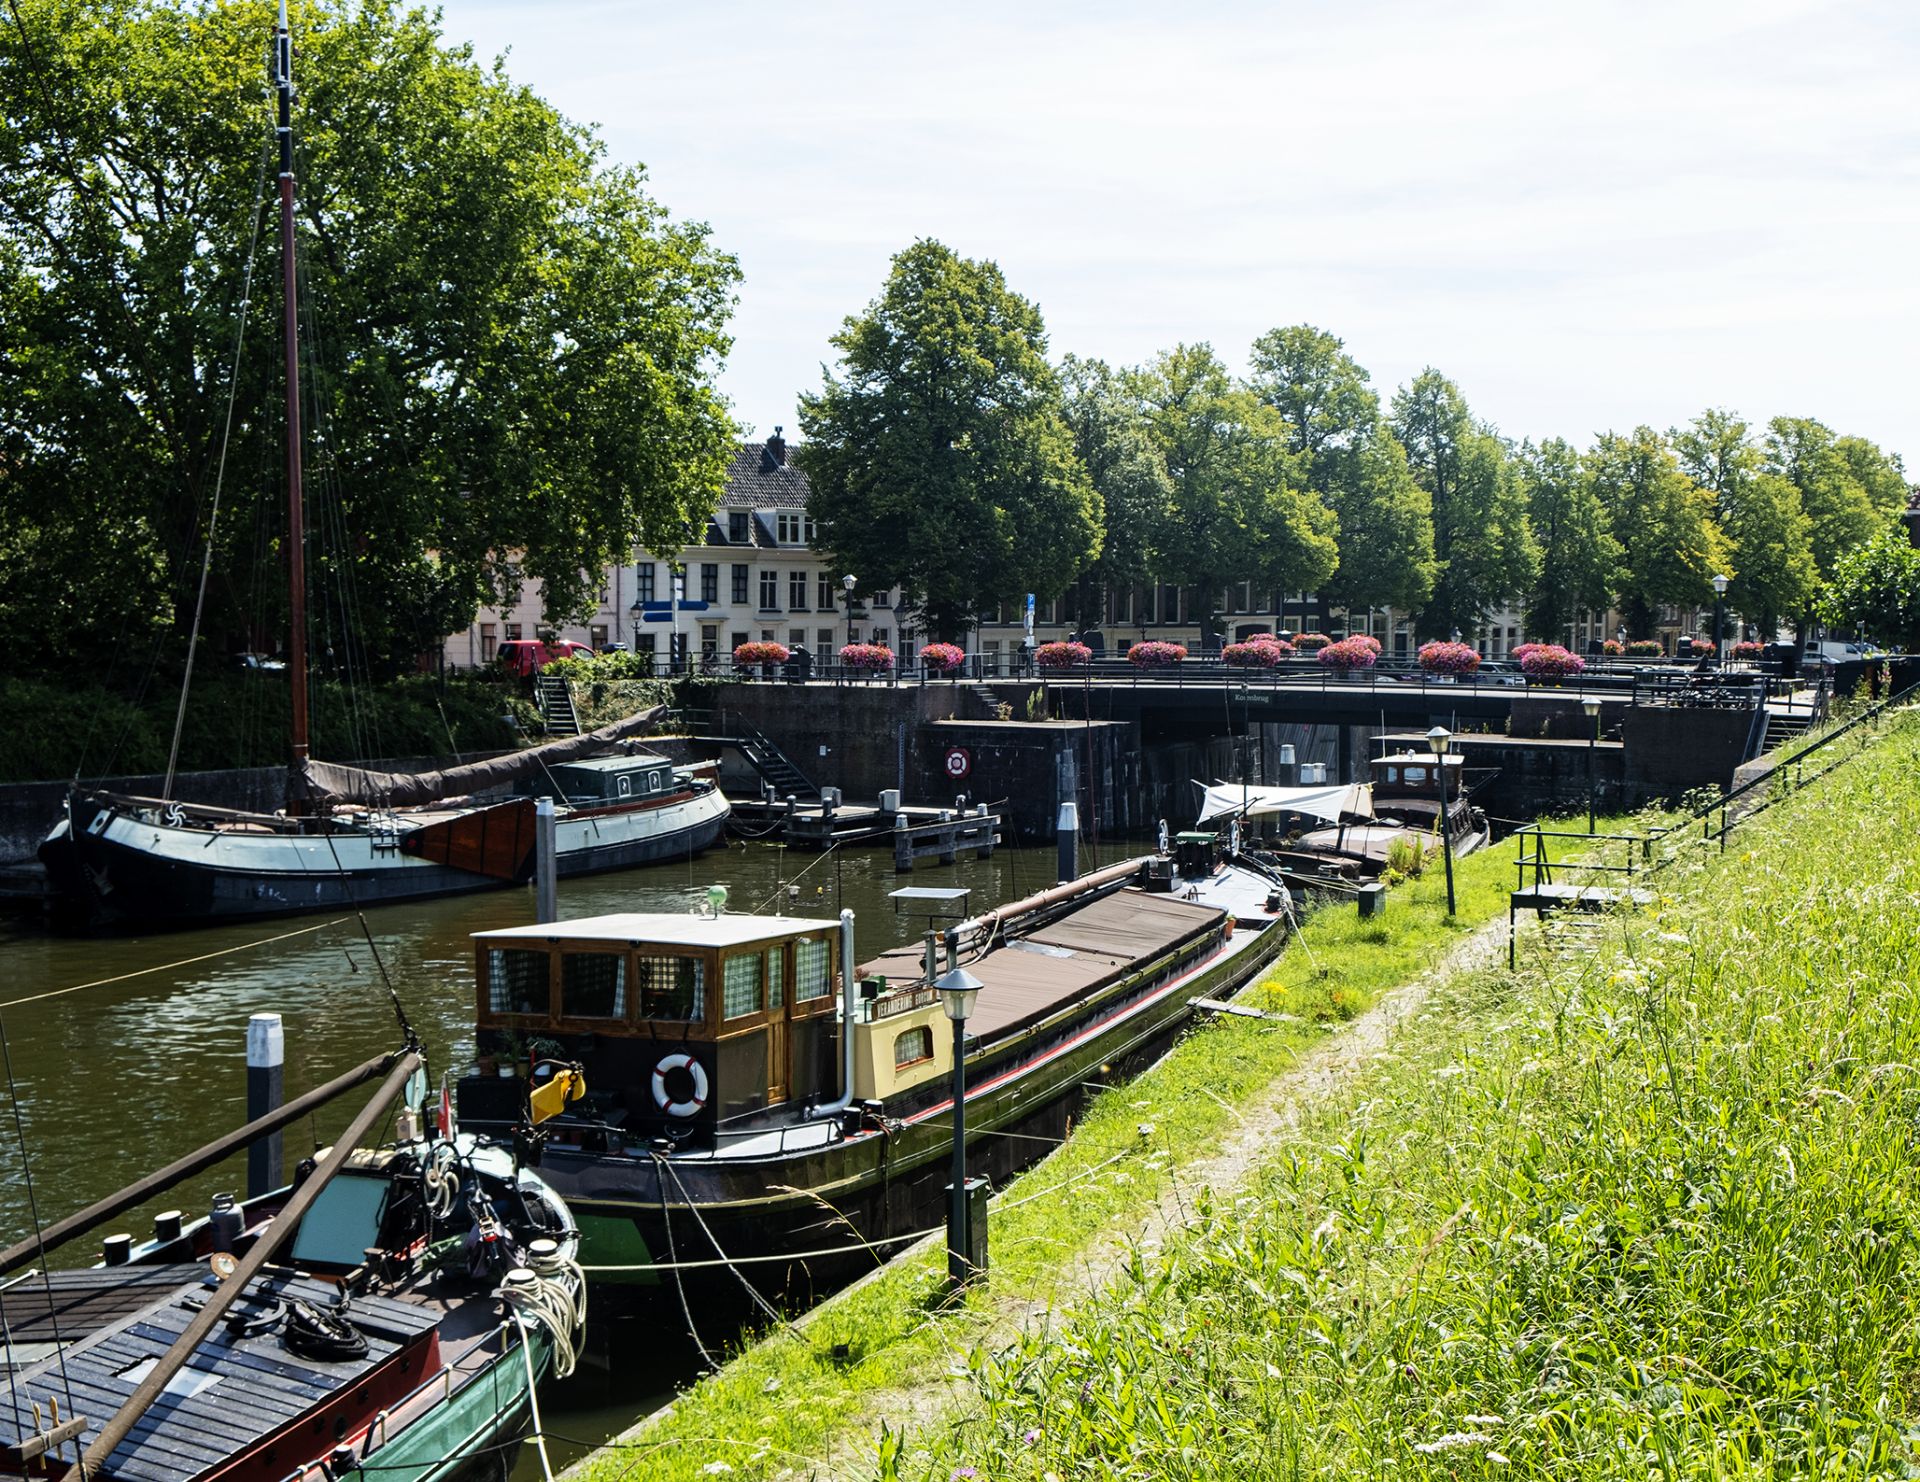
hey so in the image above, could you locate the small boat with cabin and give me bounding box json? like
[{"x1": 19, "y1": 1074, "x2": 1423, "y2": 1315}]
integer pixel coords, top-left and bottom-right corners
[
  {"x1": 0, "y1": 1044, "x2": 583, "y2": 1482},
  {"x1": 453, "y1": 842, "x2": 1290, "y2": 1316}
]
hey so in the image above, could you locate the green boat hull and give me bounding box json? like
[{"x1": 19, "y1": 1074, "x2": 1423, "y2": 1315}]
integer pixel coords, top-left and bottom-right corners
[{"x1": 340, "y1": 1325, "x2": 553, "y2": 1482}]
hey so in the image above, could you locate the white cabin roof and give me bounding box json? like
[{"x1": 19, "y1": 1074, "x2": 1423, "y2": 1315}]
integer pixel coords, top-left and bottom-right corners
[{"x1": 474, "y1": 912, "x2": 834, "y2": 949}]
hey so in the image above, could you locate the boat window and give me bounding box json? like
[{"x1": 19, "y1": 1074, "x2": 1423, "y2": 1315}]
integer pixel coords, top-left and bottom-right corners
[
  {"x1": 723, "y1": 951, "x2": 764, "y2": 1019},
  {"x1": 649, "y1": 770, "x2": 664, "y2": 792},
  {"x1": 1384, "y1": 766, "x2": 1399, "y2": 784},
  {"x1": 1402, "y1": 766, "x2": 1428, "y2": 785},
  {"x1": 768, "y1": 949, "x2": 784, "y2": 1009},
  {"x1": 488, "y1": 948, "x2": 551, "y2": 1015},
  {"x1": 636, "y1": 956, "x2": 704, "y2": 1021},
  {"x1": 894, "y1": 1026, "x2": 933, "y2": 1068},
  {"x1": 561, "y1": 952, "x2": 626, "y2": 1019},
  {"x1": 289, "y1": 1174, "x2": 390, "y2": 1269},
  {"x1": 794, "y1": 938, "x2": 831, "y2": 1001}
]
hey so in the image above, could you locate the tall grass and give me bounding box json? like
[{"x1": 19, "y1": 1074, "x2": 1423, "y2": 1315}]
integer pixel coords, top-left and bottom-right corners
[
  {"x1": 915, "y1": 711, "x2": 1920, "y2": 1479},
  {"x1": 573, "y1": 818, "x2": 1639, "y2": 1482}
]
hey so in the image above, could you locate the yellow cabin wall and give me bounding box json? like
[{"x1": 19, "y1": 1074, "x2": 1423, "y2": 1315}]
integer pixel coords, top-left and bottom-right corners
[{"x1": 853, "y1": 1004, "x2": 952, "y2": 1101}]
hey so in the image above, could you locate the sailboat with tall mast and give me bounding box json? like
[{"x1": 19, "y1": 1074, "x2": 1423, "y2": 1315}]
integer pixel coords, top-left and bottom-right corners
[{"x1": 36, "y1": 11, "x2": 725, "y2": 930}]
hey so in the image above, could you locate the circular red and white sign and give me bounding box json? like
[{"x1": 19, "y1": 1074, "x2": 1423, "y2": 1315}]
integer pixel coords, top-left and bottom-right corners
[{"x1": 944, "y1": 746, "x2": 972, "y2": 779}]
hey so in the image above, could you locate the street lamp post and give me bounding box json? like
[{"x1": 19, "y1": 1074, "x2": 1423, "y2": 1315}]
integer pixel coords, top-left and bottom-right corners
[
  {"x1": 627, "y1": 597, "x2": 643, "y2": 658},
  {"x1": 937, "y1": 964, "x2": 984, "y2": 1288},
  {"x1": 842, "y1": 574, "x2": 858, "y2": 675},
  {"x1": 1426, "y1": 725, "x2": 1457, "y2": 917},
  {"x1": 1583, "y1": 696, "x2": 1602, "y2": 834},
  {"x1": 1711, "y1": 573, "x2": 1730, "y2": 668}
]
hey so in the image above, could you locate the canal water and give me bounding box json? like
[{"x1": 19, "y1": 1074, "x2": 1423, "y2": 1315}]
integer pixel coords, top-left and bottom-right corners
[{"x1": 0, "y1": 837, "x2": 1073, "y2": 1469}]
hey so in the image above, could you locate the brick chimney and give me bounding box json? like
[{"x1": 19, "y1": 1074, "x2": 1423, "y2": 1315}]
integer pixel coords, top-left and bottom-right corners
[{"x1": 761, "y1": 425, "x2": 788, "y2": 472}]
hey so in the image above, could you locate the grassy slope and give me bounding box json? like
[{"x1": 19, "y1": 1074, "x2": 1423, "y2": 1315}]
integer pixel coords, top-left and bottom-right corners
[
  {"x1": 910, "y1": 711, "x2": 1920, "y2": 1479},
  {"x1": 576, "y1": 818, "x2": 1640, "y2": 1482}
]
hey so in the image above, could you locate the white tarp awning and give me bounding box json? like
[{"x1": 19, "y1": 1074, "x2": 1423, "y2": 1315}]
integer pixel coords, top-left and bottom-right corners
[{"x1": 1194, "y1": 780, "x2": 1374, "y2": 827}]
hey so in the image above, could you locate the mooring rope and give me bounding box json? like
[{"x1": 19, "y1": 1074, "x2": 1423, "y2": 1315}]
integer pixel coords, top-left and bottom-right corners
[{"x1": 0, "y1": 916, "x2": 352, "y2": 1010}]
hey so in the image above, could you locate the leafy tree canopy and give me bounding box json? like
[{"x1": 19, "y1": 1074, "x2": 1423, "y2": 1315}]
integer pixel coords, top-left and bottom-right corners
[
  {"x1": 0, "y1": 0, "x2": 739, "y2": 678},
  {"x1": 1132, "y1": 343, "x2": 1338, "y2": 633},
  {"x1": 1765, "y1": 416, "x2": 1879, "y2": 580},
  {"x1": 796, "y1": 239, "x2": 1099, "y2": 640},
  {"x1": 1819, "y1": 519, "x2": 1920, "y2": 650},
  {"x1": 1058, "y1": 355, "x2": 1171, "y2": 629},
  {"x1": 1389, "y1": 369, "x2": 1536, "y2": 639},
  {"x1": 1249, "y1": 324, "x2": 1433, "y2": 614},
  {"x1": 1520, "y1": 436, "x2": 1616, "y2": 641},
  {"x1": 1593, "y1": 425, "x2": 1729, "y2": 637}
]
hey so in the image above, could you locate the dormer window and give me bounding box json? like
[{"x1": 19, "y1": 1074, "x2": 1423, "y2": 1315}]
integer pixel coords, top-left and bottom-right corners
[
  {"x1": 727, "y1": 511, "x2": 750, "y2": 544},
  {"x1": 776, "y1": 513, "x2": 805, "y2": 544}
]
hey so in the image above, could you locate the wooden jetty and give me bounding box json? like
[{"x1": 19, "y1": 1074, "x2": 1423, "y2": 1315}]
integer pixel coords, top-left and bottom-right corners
[{"x1": 726, "y1": 790, "x2": 1003, "y2": 866}]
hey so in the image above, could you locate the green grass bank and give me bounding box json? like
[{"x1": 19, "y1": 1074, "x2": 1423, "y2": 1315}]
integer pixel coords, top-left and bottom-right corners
[
  {"x1": 572, "y1": 813, "x2": 1649, "y2": 1482},
  {"x1": 894, "y1": 708, "x2": 1920, "y2": 1479}
]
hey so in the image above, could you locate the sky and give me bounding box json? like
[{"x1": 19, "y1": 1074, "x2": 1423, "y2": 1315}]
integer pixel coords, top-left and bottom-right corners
[{"x1": 431, "y1": 0, "x2": 1919, "y2": 469}]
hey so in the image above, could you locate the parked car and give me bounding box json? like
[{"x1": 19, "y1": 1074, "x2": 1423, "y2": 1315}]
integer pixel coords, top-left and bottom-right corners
[
  {"x1": 496, "y1": 638, "x2": 594, "y2": 676},
  {"x1": 1803, "y1": 640, "x2": 1883, "y2": 665}
]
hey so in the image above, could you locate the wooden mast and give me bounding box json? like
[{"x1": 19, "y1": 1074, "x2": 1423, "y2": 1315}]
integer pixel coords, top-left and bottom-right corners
[{"x1": 274, "y1": 0, "x2": 310, "y2": 803}]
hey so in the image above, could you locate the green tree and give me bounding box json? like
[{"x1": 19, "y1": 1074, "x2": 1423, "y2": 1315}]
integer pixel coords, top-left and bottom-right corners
[
  {"x1": 1819, "y1": 520, "x2": 1920, "y2": 650},
  {"x1": 1132, "y1": 343, "x2": 1338, "y2": 641},
  {"x1": 1388, "y1": 369, "x2": 1535, "y2": 638},
  {"x1": 0, "y1": 0, "x2": 740, "y2": 676},
  {"x1": 1765, "y1": 417, "x2": 1878, "y2": 579},
  {"x1": 1591, "y1": 426, "x2": 1728, "y2": 637},
  {"x1": 1248, "y1": 324, "x2": 1433, "y2": 615},
  {"x1": 1058, "y1": 355, "x2": 1172, "y2": 632},
  {"x1": 1833, "y1": 434, "x2": 1909, "y2": 519},
  {"x1": 1672, "y1": 409, "x2": 1816, "y2": 636},
  {"x1": 1519, "y1": 437, "x2": 1615, "y2": 641},
  {"x1": 796, "y1": 239, "x2": 1099, "y2": 640}
]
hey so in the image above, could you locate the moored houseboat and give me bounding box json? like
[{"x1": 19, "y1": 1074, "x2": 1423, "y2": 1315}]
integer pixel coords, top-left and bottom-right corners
[{"x1": 454, "y1": 844, "x2": 1289, "y2": 1316}]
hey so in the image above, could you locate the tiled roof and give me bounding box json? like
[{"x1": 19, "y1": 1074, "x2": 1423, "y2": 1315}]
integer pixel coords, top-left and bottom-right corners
[{"x1": 722, "y1": 440, "x2": 810, "y2": 512}]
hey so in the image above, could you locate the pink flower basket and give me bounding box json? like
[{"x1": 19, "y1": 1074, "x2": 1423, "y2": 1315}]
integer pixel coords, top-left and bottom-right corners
[
  {"x1": 1317, "y1": 637, "x2": 1379, "y2": 671},
  {"x1": 1417, "y1": 640, "x2": 1481, "y2": 677},
  {"x1": 1035, "y1": 641, "x2": 1092, "y2": 670},
  {"x1": 838, "y1": 642, "x2": 894, "y2": 671},
  {"x1": 1520, "y1": 644, "x2": 1585, "y2": 681},
  {"x1": 1222, "y1": 638, "x2": 1294, "y2": 667},
  {"x1": 733, "y1": 641, "x2": 790, "y2": 666},
  {"x1": 1127, "y1": 641, "x2": 1188, "y2": 667},
  {"x1": 1294, "y1": 631, "x2": 1333, "y2": 652},
  {"x1": 919, "y1": 642, "x2": 966, "y2": 673}
]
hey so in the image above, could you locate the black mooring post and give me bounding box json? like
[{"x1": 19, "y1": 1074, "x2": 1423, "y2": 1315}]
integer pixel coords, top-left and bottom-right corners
[{"x1": 1057, "y1": 800, "x2": 1079, "y2": 883}]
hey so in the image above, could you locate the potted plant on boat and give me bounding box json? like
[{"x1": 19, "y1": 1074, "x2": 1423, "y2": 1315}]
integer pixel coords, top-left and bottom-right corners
[{"x1": 1417, "y1": 639, "x2": 1480, "y2": 680}]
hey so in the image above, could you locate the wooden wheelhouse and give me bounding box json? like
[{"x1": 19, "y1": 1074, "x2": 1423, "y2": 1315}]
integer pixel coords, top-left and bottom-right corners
[{"x1": 470, "y1": 914, "x2": 843, "y2": 1146}]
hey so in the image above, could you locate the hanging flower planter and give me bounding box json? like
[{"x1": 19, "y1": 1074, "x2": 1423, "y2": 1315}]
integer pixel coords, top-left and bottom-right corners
[
  {"x1": 733, "y1": 640, "x2": 789, "y2": 678},
  {"x1": 919, "y1": 642, "x2": 966, "y2": 675},
  {"x1": 1127, "y1": 641, "x2": 1188, "y2": 668},
  {"x1": 838, "y1": 642, "x2": 894, "y2": 678},
  {"x1": 1520, "y1": 644, "x2": 1585, "y2": 682},
  {"x1": 1035, "y1": 641, "x2": 1092, "y2": 670},
  {"x1": 1222, "y1": 638, "x2": 1294, "y2": 667},
  {"x1": 1316, "y1": 636, "x2": 1379, "y2": 673},
  {"x1": 1294, "y1": 632, "x2": 1333, "y2": 652},
  {"x1": 1417, "y1": 640, "x2": 1481, "y2": 678}
]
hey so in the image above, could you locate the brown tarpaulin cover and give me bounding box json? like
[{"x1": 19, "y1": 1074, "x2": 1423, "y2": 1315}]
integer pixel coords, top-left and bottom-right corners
[{"x1": 289, "y1": 705, "x2": 670, "y2": 808}]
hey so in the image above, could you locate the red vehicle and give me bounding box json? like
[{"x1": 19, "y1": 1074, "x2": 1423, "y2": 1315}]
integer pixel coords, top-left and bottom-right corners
[{"x1": 496, "y1": 637, "x2": 594, "y2": 676}]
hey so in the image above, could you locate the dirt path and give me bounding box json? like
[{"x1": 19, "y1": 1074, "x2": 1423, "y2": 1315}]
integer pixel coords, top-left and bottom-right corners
[{"x1": 805, "y1": 913, "x2": 1517, "y2": 1479}]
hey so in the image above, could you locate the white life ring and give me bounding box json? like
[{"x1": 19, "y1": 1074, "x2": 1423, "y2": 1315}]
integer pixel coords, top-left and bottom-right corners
[{"x1": 651, "y1": 1053, "x2": 709, "y2": 1118}]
